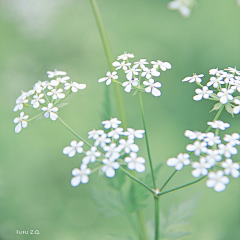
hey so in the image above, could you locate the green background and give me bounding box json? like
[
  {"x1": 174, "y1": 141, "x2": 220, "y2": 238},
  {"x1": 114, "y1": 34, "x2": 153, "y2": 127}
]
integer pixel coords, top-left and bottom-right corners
[{"x1": 0, "y1": 0, "x2": 239, "y2": 239}]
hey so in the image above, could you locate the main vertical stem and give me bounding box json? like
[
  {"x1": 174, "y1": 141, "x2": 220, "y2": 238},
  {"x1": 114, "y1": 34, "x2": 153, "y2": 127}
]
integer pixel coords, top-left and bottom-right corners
[
  {"x1": 155, "y1": 197, "x2": 159, "y2": 240},
  {"x1": 89, "y1": 0, "x2": 127, "y2": 130}
]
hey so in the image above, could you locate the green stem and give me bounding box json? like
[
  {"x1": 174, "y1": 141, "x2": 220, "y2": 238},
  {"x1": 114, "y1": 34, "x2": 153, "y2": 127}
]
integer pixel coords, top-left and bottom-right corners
[
  {"x1": 159, "y1": 176, "x2": 206, "y2": 196},
  {"x1": 27, "y1": 112, "x2": 44, "y2": 122},
  {"x1": 206, "y1": 105, "x2": 224, "y2": 133},
  {"x1": 138, "y1": 91, "x2": 156, "y2": 189},
  {"x1": 160, "y1": 170, "x2": 177, "y2": 191},
  {"x1": 89, "y1": 0, "x2": 127, "y2": 129},
  {"x1": 154, "y1": 197, "x2": 159, "y2": 240}
]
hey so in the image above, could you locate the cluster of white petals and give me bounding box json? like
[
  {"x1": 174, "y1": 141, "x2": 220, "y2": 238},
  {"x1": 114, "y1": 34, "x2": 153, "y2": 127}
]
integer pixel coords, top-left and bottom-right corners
[
  {"x1": 66, "y1": 118, "x2": 146, "y2": 186},
  {"x1": 13, "y1": 70, "x2": 86, "y2": 133},
  {"x1": 98, "y1": 52, "x2": 171, "y2": 97},
  {"x1": 167, "y1": 0, "x2": 196, "y2": 18}
]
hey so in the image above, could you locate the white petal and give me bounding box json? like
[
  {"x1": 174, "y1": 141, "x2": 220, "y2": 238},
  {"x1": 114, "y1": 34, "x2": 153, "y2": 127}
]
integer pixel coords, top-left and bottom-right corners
[
  {"x1": 50, "y1": 112, "x2": 58, "y2": 121},
  {"x1": 15, "y1": 123, "x2": 22, "y2": 133},
  {"x1": 167, "y1": 158, "x2": 178, "y2": 167},
  {"x1": 106, "y1": 168, "x2": 115, "y2": 178},
  {"x1": 135, "y1": 163, "x2": 145, "y2": 173},
  {"x1": 214, "y1": 182, "x2": 226, "y2": 192},
  {"x1": 192, "y1": 169, "x2": 201, "y2": 178},
  {"x1": 152, "y1": 87, "x2": 161, "y2": 97},
  {"x1": 71, "y1": 176, "x2": 81, "y2": 187},
  {"x1": 81, "y1": 175, "x2": 89, "y2": 184}
]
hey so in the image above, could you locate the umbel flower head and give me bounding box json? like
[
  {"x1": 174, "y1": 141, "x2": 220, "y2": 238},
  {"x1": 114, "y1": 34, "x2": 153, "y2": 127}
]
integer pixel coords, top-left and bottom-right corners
[
  {"x1": 98, "y1": 52, "x2": 171, "y2": 97},
  {"x1": 13, "y1": 70, "x2": 86, "y2": 133}
]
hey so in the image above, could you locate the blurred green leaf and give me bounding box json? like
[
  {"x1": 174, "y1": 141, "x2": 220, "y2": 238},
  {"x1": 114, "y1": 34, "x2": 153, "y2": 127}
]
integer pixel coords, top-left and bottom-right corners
[
  {"x1": 210, "y1": 102, "x2": 222, "y2": 112},
  {"x1": 225, "y1": 103, "x2": 233, "y2": 116}
]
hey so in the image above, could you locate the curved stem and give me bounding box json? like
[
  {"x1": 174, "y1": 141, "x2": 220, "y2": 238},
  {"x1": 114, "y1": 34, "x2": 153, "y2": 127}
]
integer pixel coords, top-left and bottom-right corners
[{"x1": 138, "y1": 91, "x2": 156, "y2": 189}]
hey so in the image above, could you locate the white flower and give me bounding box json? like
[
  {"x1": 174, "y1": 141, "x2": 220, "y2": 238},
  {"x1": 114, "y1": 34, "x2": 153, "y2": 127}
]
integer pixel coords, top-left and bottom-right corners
[
  {"x1": 41, "y1": 103, "x2": 58, "y2": 121},
  {"x1": 233, "y1": 99, "x2": 240, "y2": 114},
  {"x1": 125, "y1": 67, "x2": 141, "y2": 79},
  {"x1": 223, "y1": 133, "x2": 240, "y2": 146},
  {"x1": 94, "y1": 133, "x2": 111, "y2": 148},
  {"x1": 206, "y1": 170, "x2": 229, "y2": 192},
  {"x1": 184, "y1": 130, "x2": 206, "y2": 140},
  {"x1": 104, "y1": 143, "x2": 121, "y2": 160},
  {"x1": 230, "y1": 78, "x2": 240, "y2": 92},
  {"x1": 47, "y1": 70, "x2": 67, "y2": 78},
  {"x1": 50, "y1": 76, "x2": 70, "y2": 86},
  {"x1": 122, "y1": 77, "x2": 139, "y2": 93},
  {"x1": 217, "y1": 88, "x2": 234, "y2": 104},
  {"x1": 191, "y1": 157, "x2": 211, "y2": 178},
  {"x1": 218, "y1": 143, "x2": 238, "y2": 158},
  {"x1": 112, "y1": 60, "x2": 131, "y2": 70},
  {"x1": 167, "y1": 153, "x2": 190, "y2": 170},
  {"x1": 41, "y1": 81, "x2": 53, "y2": 90},
  {"x1": 207, "y1": 120, "x2": 230, "y2": 130},
  {"x1": 117, "y1": 52, "x2": 134, "y2": 61},
  {"x1": 31, "y1": 93, "x2": 45, "y2": 108},
  {"x1": 13, "y1": 95, "x2": 28, "y2": 112},
  {"x1": 203, "y1": 132, "x2": 221, "y2": 146},
  {"x1": 47, "y1": 88, "x2": 65, "y2": 100},
  {"x1": 13, "y1": 112, "x2": 29, "y2": 133},
  {"x1": 71, "y1": 164, "x2": 91, "y2": 187},
  {"x1": 33, "y1": 81, "x2": 44, "y2": 93},
  {"x1": 150, "y1": 60, "x2": 172, "y2": 71},
  {"x1": 206, "y1": 76, "x2": 224, "y2": 88},
  {"x1": 168, "y1": 0, "x2": 194, "y2": 17},
  {"x1": 133, "y1": 59, "x2": 149, "y2": 69},
  {"x1": 107, "y1": 127, "x2": 124, "y2": 140},
  {"x1": 141, "y1": 67, "x2": 160, "y2": 79},
  {"x1": 124, "y1": 152, "x2": 146, "y2": 173},
  {"x1": 186, "y1": 141, "x2": 207, "y2": 156},
  {"x1": 88, "y1": 129, "x2": 104, "y2": 140},
  {"x1": 101, "y1": 158, "x2": 120, "y2": 178},
  {"x1": 102, "y1": 118, "x2": 121, "y2": 129},
  {"x1": 209, "y1": 68, "x2": 225, "y2": 76},
  {"x1": 143, "y1": 79, "x2": 161, "y2": 97},
  {"x1": 118, "y1": 139, "x2": 139, "y2": 154},
  {"x1": 223, "y1": 73, "x2": 234, "y2": 84},
  {"x1": 224, "y1": 67, "x2": 240, "y2": 75},
  {"x1": 124, "y1": 128, "x2": 145, "y2": 139},
  {"x1": 182, "y1": 73, "x2": 204, "y2": 83},
  {"x1": 206, "y1": 149, "x2": 222, "y2": 167},
  {"x1": 64, "y1": 82, "x2": 86, "y2": 92},
  {"x1": 193, "y1": 86, "x2": 213, "y2": 101},
  {"x1": 63, "y1": 140, "x2": 84, "y2": 157},
  {"x1": 221, "y1": 159, "x2": 240, "y2": 178},
  {"x1": 98, "y1": 71, "x2": 118, "y2": 85},
  {"x1": 82, "y1": 146, "x2": 101, "y2": 164}
]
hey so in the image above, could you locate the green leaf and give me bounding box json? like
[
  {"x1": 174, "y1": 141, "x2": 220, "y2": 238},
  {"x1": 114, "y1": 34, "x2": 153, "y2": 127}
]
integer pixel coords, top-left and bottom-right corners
[
  {"x1": 56, "y1": 102, "x2": 69, "y2": 108},
  {"x1": 107, "y1": 169, "x2": 126, "y2": 190},
  {"x1": 210, "y1": 102, "x2": 223, "y2": 112},
  {"x1": 109, "y1": 234, "x2": 135, "y2": 240},
  {"x1": 210, "y1": 93, "x2": 219, "y2": 99},
  {"x1": 225, "y1": 103, "x2": 233, "y2": 116}
]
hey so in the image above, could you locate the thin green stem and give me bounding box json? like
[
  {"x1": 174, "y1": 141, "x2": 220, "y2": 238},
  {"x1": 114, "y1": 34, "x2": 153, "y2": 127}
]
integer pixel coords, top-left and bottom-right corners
[
  {"x1": 154, "y1": 197, "x2": 159, "y2": 240},
  {"x1": 159, "y1": 176, "x2": 206, "y2": 196},
  {"x1": 120, "y1": 167, "x2": 155, "y2": 194},
  {"x1": 138, "y1": 91, "x2": 156, "y2": 189},
  {"x1": 160, "y1": 170, "x2": 177, "y2": 191},
  {"x1": 54, "y1": 92, "x2": 72, "y2": 106},
  {"x1": 206, "y1": 105, "x2": 224, "y2": 133},
  {"x1": 27, "y1": 112, "x2": 44, "y2": 122}
]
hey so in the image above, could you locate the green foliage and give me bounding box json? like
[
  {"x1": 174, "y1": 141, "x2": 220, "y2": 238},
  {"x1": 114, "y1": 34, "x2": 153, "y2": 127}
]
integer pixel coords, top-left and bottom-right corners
[
  {"x1": 109, "y1": 234, "x2": 135, "y2": 240},
  {"x1": 225, "y1": 103, "x2": 233, "y2": 116},
  {"x1": 101, "y1": 85, "x2": 112, "y2": 121},
  {"x1": 210, "y1": 102, "x2": 222, "y2": 112}
]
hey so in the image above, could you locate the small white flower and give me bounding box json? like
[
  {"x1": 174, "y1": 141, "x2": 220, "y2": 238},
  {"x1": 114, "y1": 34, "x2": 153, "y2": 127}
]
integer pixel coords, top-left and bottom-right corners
[
  {"x1": 184, "y1": 130, "x2": 206, "y2": 140},
  {"x1": 186, "y1": 141, "x2": 207, "y2": 156},
  {"x1": 182, "y1": 73, "x2": 204, "y2": 83},
  {"x1": 193, "y1": 86, "x2": 213, "y2": 101},
  {"x1": 118, "y1": 139, "x2": 139, "y2": 154},
  {"x1": 102, "y1": 118, "x2": 121, "y2": 129},
  {"x1": 125, "y1": 67, "x2": 141, "y2": 79},
  {"x1": 150, "y1": 60, "x2": 172, "y2": 71},
  {"x1": 224, "y1": 67, "x2": 240, "y2": 75},
  {"x1": 206, "y1": 170, "x2": 229, "y2": 192},
  {"x1": 223, "y1": 73, "x2": 234, "y2": 84},
  {"x1": 47, "y1": 88, "x2": 65, "y2": 100},
  {"x1": 168, "y1": 0, "x2": 194, "y2": 17},
  {"x1": 124, "y1": 128, "x2": 145, "y2": 139},
  {"x1": 218, "y1": 143, "x2": 238, "y2": 158},
  {"x1": 64, "y1": 82, "x2": 86, "y2": 92},
  {"x1": 41, "y1": 103, "x2": 58, "y2": 121},
  {"x1": 167, "y1": 153, "x2": 190, "y2": 170},
  {"x1": 71, "y1": 164, "x2": 91, "y2": 187},
  {"x1": 230, "y1": 78, "x2": 240, "y2": 92},
  {"x1": 143, "y1": 79, "x2": 162, "y2": 97},
  {"x1": 98, "y1": 71, "x2": 118, "y2": 85},
  {"x1": 88, "y1": 129, "x2": 104, "y2": 140},
  {"x1": 47, "y1": 70, "x2": 67, "y2": 78},
  {"x1": 31, "y1": 93, "x2": 45, "y2": 108},
  {"x1": 108, "y1": 127, "x2": 124, "y2": 140},
  {"x1": 209, "y1": 68, "x2": 225, "y2": 76},
  {"x1": 13, "y1": 112, "x2": 29, "y2": 133},
  {"x1": 104, "y1": 143, "x2": 121, "y2": 160},
  {"x1": 217, "y1": 88, "x2": 234, "y2": 104},
  {"x1": 50, "y1": 76, "x2": 70, "y2": 86},
  {"x1": 41, "y1": 81, "x2": 53, "y2": 90},
  {"x1": 117, "y1": 52, "x2": 134, "y2": 61},
  {"x1": 206, "y1": 149, "x2": 222, "y2": 167},
  {"x1": 141, "y1": 67, "x2": 160, "y2": 79},
  {"x1": 33, "y1": 81, "x2": 44, "y2": 93},
  {"x1": 206, "y1": 76, "x2": 224, "y2": 88},
  {"x1": 122, "y1": 77, "x2": 139, "y2": 93},
  {"x1": 191, "y1": 157, "x2": 211, "y2": 178},
  {"x1": 223, "y1": 133, "x2": 240, "y2": 146},
  {"x1": 13, "y1": 95, "x2": 28, "y2": 112},
  {"x1": 94, "y1": 133, "x2": 111, "y2": 148},
  {"x1": 63, "y1": 140, "x2": 84, "y2": 157},
  {"x1": 221, "y1": 159, "x2": 240, "y2": 178},
  {"x1": 112, "y1": 60, "x2": 131, "y2": 71},
  {"x1": 82, "y1": 146, "x2": 101, "y2": 164},
  {"x1": 133, "y1": 59, "x2": 149, "y2": 69},
  {"x1": 203, "y1": 132, "x2": 221, "y2": 146},
  {"x1": 124, "y1": 152, "x2": 146, "y2": 173},
  {"x1": 101, "y1": 158, "x2": 120, "y2": 178},
  {"x1": 207, "y1": 120, "x2": 230, "y2": 130},
  {"x1": 233, "y1": 99, "x2": 240, "y2": 114}
]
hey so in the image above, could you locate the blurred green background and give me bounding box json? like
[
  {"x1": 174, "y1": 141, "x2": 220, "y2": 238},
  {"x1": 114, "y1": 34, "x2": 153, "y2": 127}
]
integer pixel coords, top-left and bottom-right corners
[{"x1": 0, "y1": 0, "x2": 240, "y2": 239}]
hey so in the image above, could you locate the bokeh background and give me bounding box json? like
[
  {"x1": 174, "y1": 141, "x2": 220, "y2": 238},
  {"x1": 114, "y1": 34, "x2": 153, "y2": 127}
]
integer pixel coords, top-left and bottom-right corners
[{"x1": 1, "y1": 0, "x2": 240, "y2": 239}]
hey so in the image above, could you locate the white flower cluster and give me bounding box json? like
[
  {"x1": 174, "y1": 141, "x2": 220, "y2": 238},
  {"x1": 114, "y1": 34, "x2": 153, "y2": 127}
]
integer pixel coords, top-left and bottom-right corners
[
  {"x1": 63, "y1": 118, "x2": 146, "y2": 187},
  {"x1": 167, "y1": 0, "x2": 196, "y2": 18},
  {"x1": 13, "y1": 70, "x2": 86, "y2": 133},
  {"x1": 182, "y1": 67, "x2": 240, "y2": 115},
  {"x1": 98, "y1": 52, "x2": 172, "y2": 97},
  {"x1": 167, "y1": 120, "x2": 240, "y2": 192}
]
